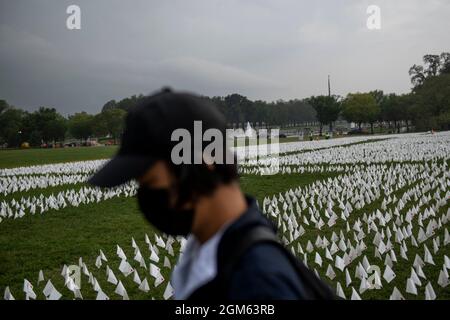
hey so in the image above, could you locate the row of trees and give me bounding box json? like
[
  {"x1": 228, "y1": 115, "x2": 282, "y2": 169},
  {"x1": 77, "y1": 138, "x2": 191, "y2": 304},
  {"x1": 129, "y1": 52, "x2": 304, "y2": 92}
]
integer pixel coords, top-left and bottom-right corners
[
  {"x1": 1, "y1": 95, "x2": 316, "y2": 147},
  {"x1": 409, "y1": 53, "x2": 450, "y2": 131},
  {"x1": 0, "y1": 103, "x2": 67, "y2": 147},
  {"x1": 1, "y1": 52, "x2": 448, "y2": 147},
  {"x1": 67, "y1": 108, "x2": 126, "y2": 142},
  {"x1": 100, "y1": 93, "x2": 317, "y2": 127},
  {"x1": 208, "y1": 95, "x2": 316, "y2": 126},
  {"x1": 308, "y1": 52, "x2": 450, "y2": 134},
  {"x1": 308, "y1": 91, "x2": 413, "y2": 135}
]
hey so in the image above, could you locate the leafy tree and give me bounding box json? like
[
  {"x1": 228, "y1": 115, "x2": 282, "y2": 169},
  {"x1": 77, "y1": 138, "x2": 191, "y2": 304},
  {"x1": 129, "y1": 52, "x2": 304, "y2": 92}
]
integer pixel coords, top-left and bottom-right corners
[
  {"x1": 364, "y1": 98, "x2": 381, "y2": 134},
  {"x1": 117, "y1": 94, "x2": 145, "y2": 112},
  {"x1": 409, "y1": 64, "x2": 426, "y2": 88},
  {"x1": 381, "y1": 94, "x2": 400, "y2": 131},
  {"x1": 101, "y1": 100, "x2": 117, "y2": 113},
  {"x1": 423, "y1": 54, "x2": 441, "y2": 77},
  {"x1": 412, "y1": 73, "x2": 450, "y2": 131},
  {"x1": 407, "y1": 52, "x2": 450, "y2": 131},
  {"x1": 96, "y1": 108, "x2": 126, "y2": 143},
  {"x1": 209, "y1": 94, "x2": 315, "y2": 127},
  {"x1": 68, "y1": 112, "x2": 94, "y2": 141},
  {"x1": 0, "y1": 99, "x2": 9, "y2": 115},
  {"x1": 409, "y1": 52, "x2": 450, "y2": 88},
  {"x1": 342, "y1": 93, "x2": 379, "y2": 133},
  {"x1": 92, "y1": 113, "x2": 109, "y2": 138},
  {"x1": 381, "y1": 93, "x2": 417, "y2": 133},
  {"x1": 24, "y1": 107, "x2": 67, "y2": 144},
  {"x1": 46, "y1": 114, "x2": 67, "y2": 142},
  {"x1": 28, "y1": 130, "x2": 43, "y2": 147},
  {"x1": 370, "y1": 90, "x2": 384, "y2": 106},
  {"x1": 0, "y1": 107, "x2": 26, "y2": 147},
  {"x1": 440, "y1": 52, "x2": 450, "y2": 74},
  {"x1": 397, "y1": 94, "x2": 414, "y2": 132}
]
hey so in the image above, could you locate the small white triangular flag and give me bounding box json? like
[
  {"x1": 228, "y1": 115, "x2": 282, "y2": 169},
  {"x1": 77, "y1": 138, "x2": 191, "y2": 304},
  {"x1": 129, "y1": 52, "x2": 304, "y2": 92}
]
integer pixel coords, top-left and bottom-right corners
[
  {"x1": 133, "y1": 270, "x2": 142, "y2": 285},
  {"x1": 315, "y1": 252, "x2": 323, "y2": 267},
  {"x1": 164, "y1": 256, "x2": 172, "y2": 269},
  {"x1": 163, "y1": 282, "x2": 174, "y2": 300},
  {"x1": 115, "y1": 281, "x2": 129, "y2": 300},
  {"x1": 389, "y1": 287, "x2": 404, "y2": 300},
  {"x1": 96, "y1": 290, "x2": 110, "y2": 300},
  {"x1": 116, "y1": 245, "x2": 127, "y2": 260},
  {"x1": 48, "y1": 287, "x2": 62, "y2": 300},
  {"x1": 336, "y1": 282, "x2": 346, "y2": 299},
  {"x1": 100, "y1": 249, "x2": 108, "y2": 261},
  {"x1": 119, "y1": 259, "x2": 134, "y2": 277},
  {"x1": 437, "y1": 269, "x2": 449, "y2": 288},
  {"x1": 43, "y1": 280, "x2": 55, "y2": 297},
  {"x1": 38, "y1": 270, "x2": 44, "y2": 284},
  {"x1": 107, "y1": 268, "x2": 118, "y2": 285},
  {"x1": 326, "y1": 265, "x2": 336, "y2": 280},
  {"x1": 350, "y1": 287, "x2": 361, "y2": 300},
  {"x1": 95, "y1": 255, "x2": 102, "y2": 269},
  {"x1": 4, "y1": 287, "x2": 15, "y2": 300},
  {"x1": 23, "y1": 279, "x2": 36, "y2": 300},
  {"x1": 424, "y1": 282, "x2": 436, "y2": 300},
  {"x1": 406, "y1": 278, "x2": 417, "y2": 295},
  {"x1": 139, "y1": 278, "x2": 150, "y2": 292},
  {"x1": 383, "y1": 265, "x2": 396, "y2": 283}
]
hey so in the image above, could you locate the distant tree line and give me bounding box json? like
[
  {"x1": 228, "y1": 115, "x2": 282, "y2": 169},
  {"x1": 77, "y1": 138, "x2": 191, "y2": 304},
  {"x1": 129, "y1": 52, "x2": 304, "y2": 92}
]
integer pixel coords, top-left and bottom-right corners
[
  {"x1": 100, "y1": 93, "x2": 317, "y2": 127},
  {"x1": 0, "y1": 102, "x2": 127, "y2": 148},
  {"x1": 0, "y1": 104, "x2": 67, "y2": 148},
  {"x1": 0, "y1": 52, "x2": 448, "y2": 148},
  {"x1": 302, "y1": 52, "x2": 450, "y2": 135},
  {"x1": 208, "y1": 95, "x2": 316, "y2": 127},
  {"x1": 0, "y1": 95, "x2": 315, "y2": 147}
]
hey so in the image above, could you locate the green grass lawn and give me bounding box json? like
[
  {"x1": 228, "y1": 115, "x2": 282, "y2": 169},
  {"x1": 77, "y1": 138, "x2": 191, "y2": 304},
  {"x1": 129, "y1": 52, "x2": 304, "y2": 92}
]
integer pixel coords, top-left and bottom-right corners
[
  {"x1": 0, "y1": 135, "x2": 384, "y2": 169},
  {"x1": 0, "y1": 135, "x2": 341, "y2": 169},
  {"x1": 0, "y1": 146, "x2": 118, "y2": 169}
]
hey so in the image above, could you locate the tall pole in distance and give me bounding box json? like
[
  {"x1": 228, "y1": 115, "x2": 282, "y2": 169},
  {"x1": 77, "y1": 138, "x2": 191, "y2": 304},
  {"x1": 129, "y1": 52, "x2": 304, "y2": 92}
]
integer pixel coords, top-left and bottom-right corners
[
  {"x1": 328, "y1": 75, "x2": 332, "y2": 135},
  {"x1": 328, "y1": 75, "x2": 331, "y2": 97}
]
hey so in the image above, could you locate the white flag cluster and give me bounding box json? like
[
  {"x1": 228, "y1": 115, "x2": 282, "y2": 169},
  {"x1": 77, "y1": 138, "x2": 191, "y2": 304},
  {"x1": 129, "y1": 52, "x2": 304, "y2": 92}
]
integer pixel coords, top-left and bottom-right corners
[
  {"x1": 260, "y1": 157, "x2": 450, "y2": 299},
  {"x1": 3, "y1": 233, "x2": 185, "y2": 300},
  {"x1": 2, "y1": 130, "x2": 450, "y2": 299}
]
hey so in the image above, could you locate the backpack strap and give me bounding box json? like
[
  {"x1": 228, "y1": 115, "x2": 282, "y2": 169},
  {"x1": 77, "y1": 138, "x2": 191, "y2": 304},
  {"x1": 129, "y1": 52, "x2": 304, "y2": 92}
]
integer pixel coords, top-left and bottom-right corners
[{"x1": 216, "y1": 224, "x2": 336, "y2": 300}]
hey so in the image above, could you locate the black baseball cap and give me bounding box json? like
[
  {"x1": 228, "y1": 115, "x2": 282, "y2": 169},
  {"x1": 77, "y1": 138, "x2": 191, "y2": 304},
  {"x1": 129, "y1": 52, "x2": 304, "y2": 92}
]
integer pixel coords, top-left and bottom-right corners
[{"x1": 88, "y1": 88, "x2": 227, "y2": 188}]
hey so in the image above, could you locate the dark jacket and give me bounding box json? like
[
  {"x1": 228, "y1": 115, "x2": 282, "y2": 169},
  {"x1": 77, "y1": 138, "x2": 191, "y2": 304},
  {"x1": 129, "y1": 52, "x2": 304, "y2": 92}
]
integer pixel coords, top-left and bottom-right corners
[{"x1": 187, "y1": 195, "x2": 306, "y2": 300}]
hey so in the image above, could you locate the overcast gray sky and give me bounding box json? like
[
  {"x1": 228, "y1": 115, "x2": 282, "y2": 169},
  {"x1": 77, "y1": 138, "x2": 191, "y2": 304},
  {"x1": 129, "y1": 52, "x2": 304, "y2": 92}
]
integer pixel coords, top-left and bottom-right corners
[{"x1": 0, "y1": 0, "x2": 449, "y2": 115}]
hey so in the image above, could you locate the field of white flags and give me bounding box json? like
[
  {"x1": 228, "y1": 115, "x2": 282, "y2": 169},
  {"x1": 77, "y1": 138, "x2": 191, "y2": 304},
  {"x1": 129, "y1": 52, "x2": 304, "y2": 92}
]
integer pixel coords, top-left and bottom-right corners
[{"x1": 1, "y1": 131, "x2": 449, "y2": 300}]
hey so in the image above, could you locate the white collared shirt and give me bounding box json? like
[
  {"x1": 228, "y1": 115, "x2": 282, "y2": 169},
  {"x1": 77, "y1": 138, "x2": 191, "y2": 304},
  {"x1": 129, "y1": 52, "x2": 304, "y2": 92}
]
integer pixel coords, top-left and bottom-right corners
[{"x1": 171, "y1": 225, "x2": 229, "y2": 299}]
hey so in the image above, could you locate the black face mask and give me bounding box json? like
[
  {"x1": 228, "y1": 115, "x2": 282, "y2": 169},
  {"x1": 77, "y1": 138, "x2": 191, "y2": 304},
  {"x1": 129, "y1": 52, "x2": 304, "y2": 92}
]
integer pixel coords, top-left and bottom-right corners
[{"x1": 136, "y1": 186, "x2": 194, "y2": 236}]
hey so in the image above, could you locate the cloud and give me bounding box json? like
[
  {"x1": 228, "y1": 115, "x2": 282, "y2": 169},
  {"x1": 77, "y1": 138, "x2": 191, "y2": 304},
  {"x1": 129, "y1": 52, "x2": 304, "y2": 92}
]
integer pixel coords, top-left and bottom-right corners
[
  {"x1": 298, "y1": 21, "x2": 341, "y2": 45},
  {"x1": 0, "y1": 24, "x2": 57, "y2": 59},
  {"x1": 158, "y1": 56, "x2": 283, "y2": 93},
  {"x1": 0, "y1": 0, "x2": 449, "y2": 113}
]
